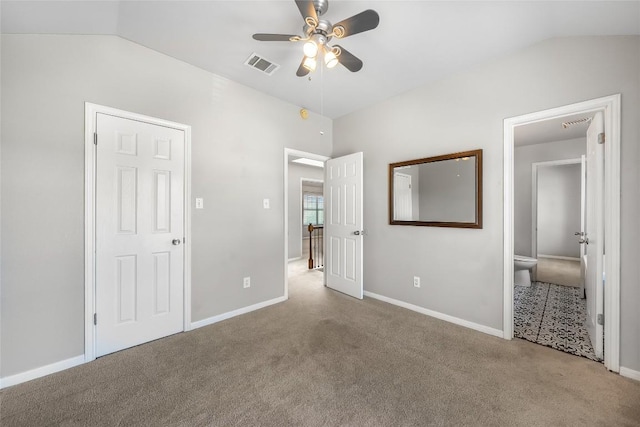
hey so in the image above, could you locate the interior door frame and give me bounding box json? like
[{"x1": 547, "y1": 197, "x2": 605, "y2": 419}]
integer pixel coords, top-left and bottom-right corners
[
  {"x1": 503, "y1": 94, "x2": 620, "y2": 372},
  {"x1": 531, "y1": 158, "x2": 582, "y2": 265},
  {"x1": 283, "y1": 148, "x2": 330, "y2": 299},
  {"x1": 84, "y1": 103, "x2": 192, "y2": 362}
]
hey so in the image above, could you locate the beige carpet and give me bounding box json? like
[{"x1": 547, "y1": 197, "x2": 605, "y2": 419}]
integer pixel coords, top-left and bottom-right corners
[
  {"x1": 536, "y1": 257, "x2": 582, "y2": 288},
  {"x1": 2, "y1": 263, "x2": 639, "y2": 426}
]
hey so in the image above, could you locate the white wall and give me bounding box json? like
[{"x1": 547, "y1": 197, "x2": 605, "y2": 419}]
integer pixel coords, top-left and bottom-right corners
[
  {"x1": 0, "y1": 35, "x2": 332, "y2": 378},
  {"x1": 333, "y1": 36, "x2": 640, "y2": 372},
  {"x1": 514, "y1": 138, "x2": 586, "y2": 256},
  {"x1": 287, "y1": 163, "x2": 324, "y2": 259},
  {"x1": 537, "y1": 164, "x2": 582, "y2": 258}
]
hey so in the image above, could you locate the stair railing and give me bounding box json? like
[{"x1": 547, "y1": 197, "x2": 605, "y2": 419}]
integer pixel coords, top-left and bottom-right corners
[{"x1": 307, "y1": 223, "x2": 324, "y2": 270}]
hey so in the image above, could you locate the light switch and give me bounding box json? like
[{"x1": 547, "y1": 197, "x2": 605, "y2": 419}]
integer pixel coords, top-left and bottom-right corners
[
  {"x1": 195, "y1": 198, "x2": 204, "y2": 209},
  {"x1": 263, "y1": 198, "x2": 270, "y2": 209}
]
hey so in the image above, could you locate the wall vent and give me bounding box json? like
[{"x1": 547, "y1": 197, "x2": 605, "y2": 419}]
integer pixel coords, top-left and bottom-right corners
[{"x1": 244, "y1": 53, "x2": 280, "y2": 76}]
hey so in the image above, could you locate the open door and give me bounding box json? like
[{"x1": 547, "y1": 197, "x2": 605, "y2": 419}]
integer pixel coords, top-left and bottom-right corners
[
  {"x1": 584, "y1": 112, "x2": 604, "y2": 360},
  {"x1": 325, "y1": 152, "x2": 364, "y2": 299},
  {"x1": 393, "y1": 172, "x2": 412, "y2": 221}
]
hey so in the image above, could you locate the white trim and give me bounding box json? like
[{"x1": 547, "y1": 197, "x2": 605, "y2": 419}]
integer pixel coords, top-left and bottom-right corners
[
  {"x1": 620, "y1": 367, "x2": 640, "y2": 382},
  {"x1": 84, "y1": 103, "x2": 192, "y2": 362},
  {"x1": 503, "y1": 94, "x2": 621, "y2": 373},
  {"x1": 0, "y1": 355, "x2": 85, "y2": 389},
  {"x1": 602, "y1": 95, "x2": 621, "y2": 373},
  {"x1": 537, "y1": 254, "x2": 581, "y2": 262},
  {"x1": 288, "y1": 256, "x2": 302, "y2": 262},
  {"x1": 284, "y1": 148, "x2": 330, "y2": 298},
  {"x1": 364, "y1": 291, "x2": 503, "y2": 338},
  {"x1": 531, "y1": 158, "x2": 582, "y2": 264},
  {"x1": 191, "y1": 296, "x2": 287, "y2": 329},
  {"x1": 503, "y1": 119, "x2": 515, "y2": 340}
]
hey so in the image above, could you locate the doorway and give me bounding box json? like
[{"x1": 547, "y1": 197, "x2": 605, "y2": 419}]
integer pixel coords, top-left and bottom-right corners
[
  {"x1": 503, "y1": 95, "x2": 621, "y2": 372},
  {"x1": 284, "y1": 149, "x2": 329, "y2": 298},
  {"x1": 84, "y1": 103, "x2": 192, "y2": 361}
]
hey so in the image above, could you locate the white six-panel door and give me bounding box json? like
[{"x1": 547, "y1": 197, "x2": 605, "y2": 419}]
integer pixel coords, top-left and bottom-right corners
[
  {"x1": 585, "y1": 111, "x2": 604, "y2": 360},
  {"x1": 96, "y1": 113, "x2": 185, "y2": 357},
  {"x1": 325, "y1": 152, "x2": 363, "y2": 299}
]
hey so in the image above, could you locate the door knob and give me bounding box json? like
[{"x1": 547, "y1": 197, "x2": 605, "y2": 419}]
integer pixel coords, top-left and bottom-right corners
[
  {"x1": 579, "y1": 238, "x2": 589, "y2": 244},
  {"x1": 353, "y1": 231, "x2": 361, "y2": 235},
  {"x1": 575, "y1": 231, "x2": 585, "y2": 236},
  {"x1": 172, "y1": 239, "x2": 182, "y2": 245}
]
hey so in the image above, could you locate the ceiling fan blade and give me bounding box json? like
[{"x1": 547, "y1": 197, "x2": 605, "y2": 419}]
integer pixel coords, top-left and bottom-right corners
[
  {"x1": 333, "y1": 10, "x2": 380, "y2": 38},
  {"x1": 334, "y1": 45, "x2": 363, "y2": 72},
  {"x1": 253, "y1": 33, "x2": 298, "y2": 42},
  {"x1": 295, "y1": 0, "x2": 318, "y2": 23},
  {"x1": 296, "y1": 56, "x2": 311, "y2": 77}
]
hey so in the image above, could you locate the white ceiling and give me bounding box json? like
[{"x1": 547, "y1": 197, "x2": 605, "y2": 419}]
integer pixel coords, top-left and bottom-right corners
[{"x1": 2, "y1": 1, "x2": 639, "y2": 118}]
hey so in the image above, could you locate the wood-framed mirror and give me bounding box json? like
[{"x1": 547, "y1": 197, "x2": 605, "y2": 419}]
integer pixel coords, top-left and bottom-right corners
[{"x1": 389, "y1": 149, "x2": 483, "y2": 228}]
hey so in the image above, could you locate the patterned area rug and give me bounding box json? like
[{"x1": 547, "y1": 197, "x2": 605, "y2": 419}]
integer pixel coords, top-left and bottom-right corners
[{"x1": 514, "y1": 281, "x2": 599, "y2": 361}]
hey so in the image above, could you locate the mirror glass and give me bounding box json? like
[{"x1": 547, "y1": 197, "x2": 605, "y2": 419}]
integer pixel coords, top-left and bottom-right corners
[{"x1": 389, "y1": 149, "x2": 482, "y2": 228}]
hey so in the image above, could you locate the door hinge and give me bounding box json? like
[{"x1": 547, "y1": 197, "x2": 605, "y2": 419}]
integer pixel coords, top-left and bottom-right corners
[
  {"x1": 597, "y1": 313, "x2": 604, "y2": 326},
  {"x1": 94, "y1": 132, "x2": 98, "y2": 145},
  {"x1": 598, "y1": 132, "x2": 605, "y2": 145},
  {"x1": 93, "y1": 313, "x2": 97, "y2": 325}
]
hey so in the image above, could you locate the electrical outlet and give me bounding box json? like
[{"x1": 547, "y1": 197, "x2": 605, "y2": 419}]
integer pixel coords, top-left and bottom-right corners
[
  {"x1": 413, "y1": 276, "x2": 421, "y2": 288},
  {"x1": 263, "y1": 198, "x2": 270, "y2": 209},
  {"x1": 195, "y1": 198, "x2": 204, "y2": 209},
  {"x1": 243, "y1": 277, "x2": 251, "y2": 288}
]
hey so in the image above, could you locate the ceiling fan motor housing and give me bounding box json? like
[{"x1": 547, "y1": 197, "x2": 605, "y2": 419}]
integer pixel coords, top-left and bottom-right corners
[
  {"x1": 313, "y1": 0, "x2": 329, "y2": 16},
  {"x1": 304, "y1": 20, "x2": 332, "y2": 44}
]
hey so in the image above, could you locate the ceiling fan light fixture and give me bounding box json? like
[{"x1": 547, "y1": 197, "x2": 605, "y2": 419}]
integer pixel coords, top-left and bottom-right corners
[{"x1": 303, "y1": 56, "x2": 317, "y2": 71}]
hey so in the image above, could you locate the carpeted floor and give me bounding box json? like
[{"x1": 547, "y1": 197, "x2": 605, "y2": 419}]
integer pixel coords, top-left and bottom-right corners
[
  {"x1": 535, "y1": 257, "x2": 582, "y2": 288},
  {"x1": 2, "y1": 267, "x2": 639, "y2": 426},
  {"x1": 514, "y1": 281, "x2": 598, "y2": 361}
]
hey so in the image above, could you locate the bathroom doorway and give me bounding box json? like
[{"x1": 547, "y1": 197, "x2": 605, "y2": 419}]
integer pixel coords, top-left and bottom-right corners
[
  {"x1": 513, "y1": 132, "x2": 593, "y2": 360},
  {"x1": 503, "y1": 95, "x2": 621, "y2": 372}
]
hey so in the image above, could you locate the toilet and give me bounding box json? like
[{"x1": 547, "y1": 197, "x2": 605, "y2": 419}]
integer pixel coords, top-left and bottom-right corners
[{"x1": 514, "y1": 255, "x2": 538, "y2": 287}]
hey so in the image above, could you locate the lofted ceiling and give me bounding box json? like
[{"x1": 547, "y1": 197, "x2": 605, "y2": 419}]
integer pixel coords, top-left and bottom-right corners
[{"x1": 2, "y1": 1, "x2": 639, "y2": 119}]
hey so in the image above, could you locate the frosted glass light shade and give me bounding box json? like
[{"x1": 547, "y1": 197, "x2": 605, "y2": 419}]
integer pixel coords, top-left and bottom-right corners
[
  {"x1": 303, "y1": 41, "x2": 318, "y2": 58},
  {"x1": 303, "y1": 56, "x2": 317, "y2": 71},
  {"x1": 325, "y1": 50, "x2": 338, "y2": 68}
]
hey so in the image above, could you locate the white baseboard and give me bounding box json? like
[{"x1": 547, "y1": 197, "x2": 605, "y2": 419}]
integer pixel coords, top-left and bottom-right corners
[
  {"x1": 538, "y1": 254, "x2": 581, "y2": 261},
  {"x1": 288, "y1": 257, "x2": 302, "y2": 262},
  {"x1": 620, "y1": 367, "x2": 640, "y2": 382},
  {"x1": 0, "y1": 354, "x2": 85, "y2": 389},
  {"x1": 191, "y1": 296, "x2": 287, "y2": 330},
  {"x1": 364, "y1": 291, "x2": 503, "y2": 338}
]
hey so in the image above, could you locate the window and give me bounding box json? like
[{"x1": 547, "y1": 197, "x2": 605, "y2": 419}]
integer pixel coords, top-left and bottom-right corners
[{"x1": 303, "y1": 193, "x2": 324, "y2": 226}]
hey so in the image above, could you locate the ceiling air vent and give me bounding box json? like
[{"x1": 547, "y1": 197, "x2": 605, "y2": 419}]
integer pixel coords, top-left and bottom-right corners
[
  {"x1": 562, "y1": 117, "x2": 592, "y2": 129},
  {"x1": 245, "y1": 53, "x2": 280, "y2": 76}
]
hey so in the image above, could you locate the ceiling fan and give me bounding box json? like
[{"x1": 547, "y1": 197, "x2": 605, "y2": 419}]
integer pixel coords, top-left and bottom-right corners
[{"x1": 252, "y1": 0, "x2": 380, "y2": 77}]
